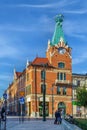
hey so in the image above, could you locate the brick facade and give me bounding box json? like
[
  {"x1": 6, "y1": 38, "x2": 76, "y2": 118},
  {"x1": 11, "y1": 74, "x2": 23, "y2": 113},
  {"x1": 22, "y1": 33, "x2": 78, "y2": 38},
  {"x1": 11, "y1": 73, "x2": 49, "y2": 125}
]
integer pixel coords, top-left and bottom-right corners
[{"x1": 6, "y1": 15, "x2": 73, "y2": 118}]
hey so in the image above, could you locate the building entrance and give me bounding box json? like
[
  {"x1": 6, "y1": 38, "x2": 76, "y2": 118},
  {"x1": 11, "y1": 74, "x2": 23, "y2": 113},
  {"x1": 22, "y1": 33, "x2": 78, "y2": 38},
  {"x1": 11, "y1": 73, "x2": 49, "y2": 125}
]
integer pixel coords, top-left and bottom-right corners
[
  {"x1": 39, "y1": 102, "x2": 49, "y2": 116},
  {"x1": 58, "y1": 102, "x2": 66, "y2": 118}
]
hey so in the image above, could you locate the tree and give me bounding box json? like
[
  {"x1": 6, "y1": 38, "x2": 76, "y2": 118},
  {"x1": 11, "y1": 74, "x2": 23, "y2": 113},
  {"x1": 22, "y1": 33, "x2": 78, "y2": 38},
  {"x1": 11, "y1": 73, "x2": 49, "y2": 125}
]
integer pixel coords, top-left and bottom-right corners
[{"x1": 76, "y1": 86, "x2": 87, "y2": 116}]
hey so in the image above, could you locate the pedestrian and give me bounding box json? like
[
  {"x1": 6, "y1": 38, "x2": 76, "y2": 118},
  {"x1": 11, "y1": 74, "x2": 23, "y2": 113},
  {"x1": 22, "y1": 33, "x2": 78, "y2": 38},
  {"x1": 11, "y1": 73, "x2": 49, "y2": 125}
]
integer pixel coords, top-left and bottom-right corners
[
  {"x1": 57, "y1": 109, "x2": 62, "y2": 124},
  {"x1": 54, "y1": 110, "x2": 58, "y2": 124},
  {"x1": 1, "y1": 107, "x2": 5, "y2": 121}
]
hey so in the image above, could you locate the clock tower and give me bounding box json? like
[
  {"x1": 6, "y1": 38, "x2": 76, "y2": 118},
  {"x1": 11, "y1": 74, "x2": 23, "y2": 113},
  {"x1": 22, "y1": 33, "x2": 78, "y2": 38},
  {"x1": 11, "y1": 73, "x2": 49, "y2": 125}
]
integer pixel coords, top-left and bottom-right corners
[
  {"x1": 46, "y1": 14, "x2": 72, "y2": 69},
  {"x1": 46, "y1": 14, "x2": 72, "y2": 115}
]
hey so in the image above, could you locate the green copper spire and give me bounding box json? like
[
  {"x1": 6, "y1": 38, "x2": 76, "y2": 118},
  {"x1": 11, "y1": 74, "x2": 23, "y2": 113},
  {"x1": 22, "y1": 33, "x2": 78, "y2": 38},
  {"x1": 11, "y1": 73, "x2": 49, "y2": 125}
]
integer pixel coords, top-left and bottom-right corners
[{"x1": 51, "y1": 14, "x2": 65, "y2": 46}]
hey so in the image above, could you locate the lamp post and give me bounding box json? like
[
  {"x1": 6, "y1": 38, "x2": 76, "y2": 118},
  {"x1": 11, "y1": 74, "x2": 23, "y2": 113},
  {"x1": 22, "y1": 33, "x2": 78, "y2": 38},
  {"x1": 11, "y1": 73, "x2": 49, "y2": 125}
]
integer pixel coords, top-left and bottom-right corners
[
  {"x1": 3, "y1": 93, "x2": 7, "y2": 130},
  {"x1": 51, "y1": 81, "x2": 57, "y2": 118},
  {"x1": 43, "y1": 68, "x2": 46, "y2": 121},
  {"x1": 42, "y1": 63, "x2": 48, "y2": 121},
  {"x1": 34, "y1": 66, "x2": 37, "y2": 118},
  {"x1": 51, "y1": 84, "x2": 54, "y2": 118}
]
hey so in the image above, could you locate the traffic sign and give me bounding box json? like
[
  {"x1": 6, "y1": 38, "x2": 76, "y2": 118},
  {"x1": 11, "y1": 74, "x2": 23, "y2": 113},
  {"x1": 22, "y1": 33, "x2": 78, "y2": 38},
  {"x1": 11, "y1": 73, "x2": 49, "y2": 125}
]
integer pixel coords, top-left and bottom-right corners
[
  {"x1": 19, "y1": 91, "x2": 24, "y2": 97},
  {"x1": 19, "y1": 97, "x2": 25, "y2": 104},
  {"x1": 3, "y1": 93, "x2": 7, "y2": 99}
]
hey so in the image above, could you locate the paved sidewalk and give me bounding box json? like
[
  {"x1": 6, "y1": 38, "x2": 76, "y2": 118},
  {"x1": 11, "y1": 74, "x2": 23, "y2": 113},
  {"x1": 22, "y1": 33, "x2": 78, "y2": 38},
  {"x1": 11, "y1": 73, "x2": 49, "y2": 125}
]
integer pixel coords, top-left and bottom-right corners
[
  {"x1": 0, "y1": 118, "x2": 81, "y2": 130},
  {"x1": 6, "y1": 120, "x2": 65, "y2": 130},
  {"x1": 1, "y1": 119, "x2": 82, "y2": 130}
]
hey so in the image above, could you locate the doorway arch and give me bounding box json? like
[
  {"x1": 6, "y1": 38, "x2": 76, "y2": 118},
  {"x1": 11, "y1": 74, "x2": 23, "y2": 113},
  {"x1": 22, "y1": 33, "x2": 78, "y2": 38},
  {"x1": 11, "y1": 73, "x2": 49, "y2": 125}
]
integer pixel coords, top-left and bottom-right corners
[{"x1": 58, "y1": 102, "x2": 66, "y2": 117}]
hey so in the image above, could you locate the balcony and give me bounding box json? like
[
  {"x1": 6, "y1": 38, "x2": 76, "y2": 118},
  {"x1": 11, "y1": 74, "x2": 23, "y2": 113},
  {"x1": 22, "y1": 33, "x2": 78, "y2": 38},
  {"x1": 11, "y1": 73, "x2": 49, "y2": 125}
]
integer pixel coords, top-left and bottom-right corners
[{"x1": 55, "y1": 79, "x2": 71, "y2": 85}]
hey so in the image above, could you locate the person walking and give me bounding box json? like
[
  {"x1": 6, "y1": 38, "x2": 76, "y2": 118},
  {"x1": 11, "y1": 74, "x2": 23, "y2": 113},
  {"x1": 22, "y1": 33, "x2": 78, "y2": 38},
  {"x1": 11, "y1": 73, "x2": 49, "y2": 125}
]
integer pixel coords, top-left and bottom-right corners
[
  {"x1": 57, "y1": 109, "x2": 62, "y2": 124},
  {"x1": 54, "y1": 110, "x2": 58, "y2": 124},
  {"x1": 1, "y1": 107, "x2": 5, "y2": 121}
]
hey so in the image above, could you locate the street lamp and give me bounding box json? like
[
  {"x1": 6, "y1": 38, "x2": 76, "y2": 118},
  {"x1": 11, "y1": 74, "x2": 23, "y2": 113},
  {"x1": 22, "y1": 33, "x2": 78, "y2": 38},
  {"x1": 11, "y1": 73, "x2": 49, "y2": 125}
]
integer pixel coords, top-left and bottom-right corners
[
  {"x1": 51, "y1": 83, "x2": 56, "y2": 118},
  {"x1": 43, "y1": 67, "x2": 46, "y2": 121},
  {"x1": 51, "y1": 84, "x2": 54, "y2": 118},
  {"x1": 42, "y1": 63, "x2": 48, "y2": 121}
]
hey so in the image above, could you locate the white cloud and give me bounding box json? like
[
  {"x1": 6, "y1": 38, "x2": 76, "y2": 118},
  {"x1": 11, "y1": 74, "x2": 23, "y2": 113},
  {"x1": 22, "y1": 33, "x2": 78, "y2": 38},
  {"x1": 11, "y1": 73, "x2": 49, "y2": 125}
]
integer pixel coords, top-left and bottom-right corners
[
  {"x1": 0, "y1": 44, "x2": 18, "y2": 58},
  {"x1": 0, "y1": 24, "x2": 35, "y2": 32},
  {"x1": 73, "y1": 58, "x2": 84, "y2": 65},
  {"x1": 73, "y1": 51, "x2": 87, "y2": 65},
  {"x1": 0, "y1": 62, "x2": 14, "y2": 67},
  {"x1": 5, "y1": 0, "x2": 78, "y2": 9},
  {"x1": 64, "y1": 20, "x2": 87, "y2": 40},
  {"x1": 63, "y1": 9, "x2": 87, "y2": 14},
  {"x1": 0, "y1": 75, "x2": 11, "y2": 81},
  {"x1": 0, "y1": 35, "x2": 20, "y2": 58}
]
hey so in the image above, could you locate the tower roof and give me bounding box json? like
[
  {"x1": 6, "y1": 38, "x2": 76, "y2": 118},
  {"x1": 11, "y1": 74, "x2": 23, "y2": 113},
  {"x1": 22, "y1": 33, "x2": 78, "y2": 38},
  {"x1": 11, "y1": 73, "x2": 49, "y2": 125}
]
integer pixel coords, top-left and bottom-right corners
[{"x1": 51, "y1": 14, "x2": 65, "y2": 46}]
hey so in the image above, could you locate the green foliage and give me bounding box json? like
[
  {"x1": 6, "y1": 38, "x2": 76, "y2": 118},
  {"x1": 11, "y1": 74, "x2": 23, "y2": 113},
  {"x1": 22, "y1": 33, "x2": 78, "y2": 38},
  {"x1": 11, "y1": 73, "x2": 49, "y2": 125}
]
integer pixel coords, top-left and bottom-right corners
[
  {"x1": 74, "y1": 119, "x2": 87, "y2": 130},
  {"x1": 76, "y1": 86, "x2": 87, "y2": 107}
]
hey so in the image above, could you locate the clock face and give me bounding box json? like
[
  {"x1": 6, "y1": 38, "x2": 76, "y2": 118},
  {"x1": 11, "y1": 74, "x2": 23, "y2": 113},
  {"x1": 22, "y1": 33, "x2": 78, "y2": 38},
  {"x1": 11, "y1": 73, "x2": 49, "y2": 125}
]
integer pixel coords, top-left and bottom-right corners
[{"x1": 58, "y1": 47, "x2": 66, "y2": 54}]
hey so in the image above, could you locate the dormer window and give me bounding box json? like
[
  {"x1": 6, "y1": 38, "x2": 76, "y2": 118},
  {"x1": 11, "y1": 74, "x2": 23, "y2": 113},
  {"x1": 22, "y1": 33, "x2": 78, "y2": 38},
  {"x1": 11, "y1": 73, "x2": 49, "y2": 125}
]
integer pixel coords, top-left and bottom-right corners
[{"x1": 58, "y1": 62, "x2": 65, "y2": 68}]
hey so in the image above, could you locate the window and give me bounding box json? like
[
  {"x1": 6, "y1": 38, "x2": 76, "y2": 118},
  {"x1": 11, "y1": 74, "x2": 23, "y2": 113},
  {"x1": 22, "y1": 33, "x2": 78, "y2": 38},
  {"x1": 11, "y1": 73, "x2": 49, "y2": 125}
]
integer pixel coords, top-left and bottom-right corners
[
  {"x1": 27, "y1": 73, "x2": 29, "y2": 81},
  {"x1": 57, "y1": 86, "x2": 61, "y2": 95},
  {"x1": 60, "y1": 73, "x2": 63, "y2": 80},
  {"x1": 41, "y1": 70, "x2": 45, "y2": 80},
  {"x1": 63, "y1": 87, "x2": 66, "y2": 95},
  {"x1": 64, "y1": 73, "x2": 66, "y2": 80},
  {"x1": 57, "y1": 73, "x2": 59, "y2": 79},
  {"x1": 58, "y1": 62, "x2": 65, "y2": 68},
  {"x1": 77, "y1": 80, "x2": 80, "y2": 86},
  {"x1": 39, "y1": 102, "x2": 49, "y2": 116},
  {"x1": 41, "y1": 84, "x2": 46, "y2": 94},
  {"x1": 25, "y1": 85, "x2": 31, "y2": 95},
  {"x1": 57, "y1": 72, "x2": 66, "y2": 80}
]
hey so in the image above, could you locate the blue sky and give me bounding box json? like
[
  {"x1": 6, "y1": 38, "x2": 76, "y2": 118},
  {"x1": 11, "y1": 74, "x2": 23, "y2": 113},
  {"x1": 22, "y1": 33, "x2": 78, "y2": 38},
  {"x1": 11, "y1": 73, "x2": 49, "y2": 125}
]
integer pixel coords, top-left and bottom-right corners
[{"x1": 0, "y1": 0, "x2": 87, "y2": 96}]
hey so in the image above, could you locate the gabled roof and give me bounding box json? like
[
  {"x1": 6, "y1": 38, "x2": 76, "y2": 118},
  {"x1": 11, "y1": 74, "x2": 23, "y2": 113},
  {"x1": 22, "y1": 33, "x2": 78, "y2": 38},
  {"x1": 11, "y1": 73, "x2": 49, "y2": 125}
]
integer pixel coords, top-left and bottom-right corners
[
  {"x1": 32, "y1": 57, "x2": 52, "y2": 67},
  {"x1": 16, "y1": 72, "x2": 22, "y2": 77}
]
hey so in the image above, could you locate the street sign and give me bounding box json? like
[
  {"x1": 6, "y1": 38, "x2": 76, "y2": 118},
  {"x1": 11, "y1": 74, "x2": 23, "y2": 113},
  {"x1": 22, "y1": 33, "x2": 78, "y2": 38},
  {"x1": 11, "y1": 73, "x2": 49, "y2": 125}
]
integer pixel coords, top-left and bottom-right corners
[
  {"x1": 19, "y1": 91, "x2": 24, "y2": 97},
  {"x1": 19, "y1": 97, "x2": 25, "y2": 104},
  {"x1": 3, "y1": 93, "x2": 7, "y2": 99}
]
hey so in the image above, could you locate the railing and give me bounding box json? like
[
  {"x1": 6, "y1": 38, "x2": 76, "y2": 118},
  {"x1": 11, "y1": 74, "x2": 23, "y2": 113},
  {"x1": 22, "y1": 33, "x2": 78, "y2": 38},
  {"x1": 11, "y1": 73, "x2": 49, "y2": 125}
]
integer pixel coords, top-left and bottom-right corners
[{"x1": 55, "y1": 79, "x2": 70, "y2": 84}]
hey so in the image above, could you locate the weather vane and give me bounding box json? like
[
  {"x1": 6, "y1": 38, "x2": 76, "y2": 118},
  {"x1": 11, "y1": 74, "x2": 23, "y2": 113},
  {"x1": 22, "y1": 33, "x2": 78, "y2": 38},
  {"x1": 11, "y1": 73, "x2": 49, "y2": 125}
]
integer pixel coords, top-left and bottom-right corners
[{"x1": 55, "y1": 14, "x2": 64, "y2": 26}]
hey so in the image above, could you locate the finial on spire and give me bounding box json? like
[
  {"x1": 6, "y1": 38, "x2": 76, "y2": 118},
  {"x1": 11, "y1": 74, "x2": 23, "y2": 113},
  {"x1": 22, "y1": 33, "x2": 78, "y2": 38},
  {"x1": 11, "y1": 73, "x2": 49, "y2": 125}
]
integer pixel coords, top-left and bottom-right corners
[
  {"x1": 55, "y1": 14, "x2": 64, "y2": 26},
  {"x1": 26, "y1": 59, "x2": 29, "y2": 68},
  {"x1": 51, "y1": 14, "x2": 65, "y2": 45}
]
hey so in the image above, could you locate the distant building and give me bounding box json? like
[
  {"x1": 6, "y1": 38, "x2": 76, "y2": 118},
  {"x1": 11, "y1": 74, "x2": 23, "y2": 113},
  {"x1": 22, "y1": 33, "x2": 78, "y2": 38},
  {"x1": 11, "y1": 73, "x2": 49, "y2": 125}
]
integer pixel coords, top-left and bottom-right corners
[
  {"x1": 72, "y1": 73, "x2": 87, "y2": 117},
  {"x1": 6, "y1": 14, "x2": 72, "y2": 117}
]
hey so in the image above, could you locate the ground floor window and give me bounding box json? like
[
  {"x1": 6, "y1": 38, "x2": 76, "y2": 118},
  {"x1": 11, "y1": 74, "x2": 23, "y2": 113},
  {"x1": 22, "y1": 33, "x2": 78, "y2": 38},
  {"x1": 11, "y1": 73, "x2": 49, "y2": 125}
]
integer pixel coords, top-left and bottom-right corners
[{"x1": 39, "y1": 102, "x2": 49, "y2": 116}]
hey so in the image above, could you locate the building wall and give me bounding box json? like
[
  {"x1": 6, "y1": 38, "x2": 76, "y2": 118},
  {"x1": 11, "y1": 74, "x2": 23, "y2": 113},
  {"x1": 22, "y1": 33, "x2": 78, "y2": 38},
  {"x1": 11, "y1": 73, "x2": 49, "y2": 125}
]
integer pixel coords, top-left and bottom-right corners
[{"x1": 72, "y1": 74, "x2": 87, "y2": 117}]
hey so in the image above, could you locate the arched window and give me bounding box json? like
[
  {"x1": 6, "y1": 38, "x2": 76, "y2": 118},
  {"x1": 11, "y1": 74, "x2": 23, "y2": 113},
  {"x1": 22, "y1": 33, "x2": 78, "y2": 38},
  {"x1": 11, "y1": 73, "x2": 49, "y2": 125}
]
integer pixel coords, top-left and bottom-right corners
[{"x1": 58, "y1": 62, "x2": 65, "y2": 68}]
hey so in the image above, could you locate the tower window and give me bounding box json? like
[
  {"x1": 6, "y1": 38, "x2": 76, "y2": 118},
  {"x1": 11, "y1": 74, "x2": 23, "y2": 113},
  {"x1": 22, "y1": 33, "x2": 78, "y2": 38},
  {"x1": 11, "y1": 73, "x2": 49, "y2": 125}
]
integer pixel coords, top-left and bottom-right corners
[{"x1": 58, "y1": 62, "x2": 65, "y2": 68}]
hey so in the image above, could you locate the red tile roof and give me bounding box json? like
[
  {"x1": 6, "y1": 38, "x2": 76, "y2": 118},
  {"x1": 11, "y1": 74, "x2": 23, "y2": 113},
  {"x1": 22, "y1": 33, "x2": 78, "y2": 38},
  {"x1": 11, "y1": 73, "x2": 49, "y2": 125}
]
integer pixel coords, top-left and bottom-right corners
[
  {"x1": 32, "y1": 57, "x2": 51, "y2": 66},
  {"x1": 16, "y1": 72, "x2": 22, "y2": 77}
]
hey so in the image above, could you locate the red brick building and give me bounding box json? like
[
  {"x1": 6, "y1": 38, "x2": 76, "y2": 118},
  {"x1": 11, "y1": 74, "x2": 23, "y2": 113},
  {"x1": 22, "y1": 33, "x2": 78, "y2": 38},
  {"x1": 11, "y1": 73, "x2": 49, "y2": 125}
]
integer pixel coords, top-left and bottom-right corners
[{"x1": 6, "y1": 14, "x2": 72, "y2": 118}]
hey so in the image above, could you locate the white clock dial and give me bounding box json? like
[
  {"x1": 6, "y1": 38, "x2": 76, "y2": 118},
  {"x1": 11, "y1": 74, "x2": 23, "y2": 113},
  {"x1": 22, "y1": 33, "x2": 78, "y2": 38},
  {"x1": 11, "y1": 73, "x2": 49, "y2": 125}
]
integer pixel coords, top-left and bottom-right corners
[{"x1": 58, "y1": 47, "x2": 66, "y2": 54}]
